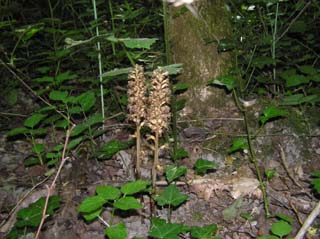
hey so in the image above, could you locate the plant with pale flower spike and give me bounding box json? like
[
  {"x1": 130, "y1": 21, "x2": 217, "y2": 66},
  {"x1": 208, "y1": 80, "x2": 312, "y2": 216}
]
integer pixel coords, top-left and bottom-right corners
[
  {"x1": 146, "y1": 67, "x2": 171, "y2": 201},
  {"x1": 127, "y1": 65, "x2": 147, "y2": 179}
]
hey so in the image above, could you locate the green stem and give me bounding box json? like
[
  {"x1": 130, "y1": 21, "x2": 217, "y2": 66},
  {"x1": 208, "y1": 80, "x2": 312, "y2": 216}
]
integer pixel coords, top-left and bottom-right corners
[
  {"x1": 108, "y1": 0, "x2": 116, "y2": 55},
  {"x1": 271, "y1": 3, "x2": 279, "y2": 92}
]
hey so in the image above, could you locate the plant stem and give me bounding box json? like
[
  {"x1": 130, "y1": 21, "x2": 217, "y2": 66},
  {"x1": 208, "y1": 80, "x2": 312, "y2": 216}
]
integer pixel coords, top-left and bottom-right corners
[
  {"x1": 136, "y1": 124, "x2": 142, "y2": 179},
  {"x1": 152, "y1": 131, "x2": 159, "y2": 192}
]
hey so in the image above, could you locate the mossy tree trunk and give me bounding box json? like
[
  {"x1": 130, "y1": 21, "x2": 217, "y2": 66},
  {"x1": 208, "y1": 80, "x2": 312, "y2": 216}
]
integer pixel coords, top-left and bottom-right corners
[{"x1": 168, "y1": 0, "x2": 234, "y2": 121}]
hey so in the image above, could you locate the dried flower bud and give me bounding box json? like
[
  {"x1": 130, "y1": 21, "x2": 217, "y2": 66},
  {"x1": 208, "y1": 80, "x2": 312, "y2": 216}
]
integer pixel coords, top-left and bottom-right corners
[{"x1": 127, "y1": 65, "x2": 147, "y2": 125}]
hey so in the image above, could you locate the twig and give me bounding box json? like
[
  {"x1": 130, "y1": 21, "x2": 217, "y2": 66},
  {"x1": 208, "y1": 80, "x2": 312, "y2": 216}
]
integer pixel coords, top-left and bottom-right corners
[
  {"x1": 295, "y1": 200, "x2": 320, "y2": 239},
  {"x1": 278, "y1": 144, "x2": 302, "y2": 188},
  {"x1": 35, "y1": 125, "x2": 75, "y2": 239}
]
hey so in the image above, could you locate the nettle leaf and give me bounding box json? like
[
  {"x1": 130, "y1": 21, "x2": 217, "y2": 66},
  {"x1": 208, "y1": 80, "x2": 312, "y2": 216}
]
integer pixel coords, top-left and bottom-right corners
[
  {"x1": 49, "y1": 90, "x2": 68, "y2": 102},
  {"x1": 149, "y1": 218, "x2": 182, "y2": 239},
  {"x1": 228, "y1": 138, "x2": 248, "y2": 154},
  {"x1": 194, "y1": 159, "x2": 217, "y2": 175},
  {"x1": 96, "y1": 185, "x2": 121, "y2": 200},
  {"x1": 32, "y1": 143, "x2": 45, "y2": 154},
  {"x1": 165, "y1": 165, "x2": 187, "y2": 183},
  {"x1": 285, "y1": 74, "x2": 309, "y2": 87},
  {"x1": 7, "y1": 127, "x2": 28, "y2": 137},
  {"x1": 16, "y1": 195, "x2": 60, "y2": 228},
  {"x1": 105, "y1": 223, "x2": 127, "y2": 239},
  {"x1": 77, "y1": 91, "x2": 96, "y2": 112},
  {"x1": 271, "y1": 220, "x2": 292, "y2": 238},
  {"x1": 71, "y1": 114, "x2": 103, "y2": 137},
  {"x1": 101, "y1": 67, "x2": 132, "y2": 78},
  {"x1": 173, "y1": 82, "x2": 188, "y2": 94},
  {"x1": 209, "y1": 75, "x2": 236, "y2": 91},
  {"x1": 24, "y1": 113, "x2": 47, "y2": 128},
  {"x1": 162, "y1": 64, "x2": 183, "y2": 75},
  {"x1": 173, "y1": 147, "x2": 189, "y2": 160},
  {"x1": 121, "y1": 38, "x2": 157, "y2": 49},
  {"x1": 121, "y1": 180, "x2": 149, "y2": 195},
  {"x1": 113, "y1": 196, "x2": 142, "y2": 210},
  {"x1": 78, "y1": 195, "x2": 106, "y2": 213},
  {"x1": 299, "y1": 65, "x2": 318, "y2": 75},
  {"x1": 190, "y1": 224, "x2": 218, "y2": 239},
  {"x1": 98, "y1": 140, "x2": 129, "y2": 159},
  {"x1": 67, "y1": 137, "x2": 83, "y2": 150},
  {"x1": 260, "y1": 106, "x2": 287, "y2": 124},
  {"x1": 83, "y1": 208, "x2": 102, "y2": 221},
  {"x1": 155, "y1": 185, "x2": 188, "y2": 207},
  {"x1": 56, "y1": 71, "x2": 77, "y2": 83}
]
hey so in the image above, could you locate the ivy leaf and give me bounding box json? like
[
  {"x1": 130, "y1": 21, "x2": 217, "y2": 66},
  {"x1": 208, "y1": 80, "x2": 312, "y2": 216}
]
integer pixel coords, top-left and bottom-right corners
[
  {"x1": 154, "y1": 185, "x2": 188, "y2": 207},
  {"x1": 271, "y1": 220, "x2": 292, "y2": 238},
  {"x1": 165, "y1": 165, "x2": 187, "y2": 183},
  {"x1": 194, "y1": 159, "x2": 217, "y2": 175},
  {"x1": 121, "y1": 180, "x2": 149, "y2": 195},
  {"x1": 78, "y1": 195, "x2": 106, "y2": 213},
  {"x1": 260, "y1": 106, "x2": 287, "y2": 124},
  {"x1": 149, "y1": 218, "x2": 182, "y2": 239},
  {"x1": 208, "y1": 75, "x2": 236, "y2": 91},
  {"x1": 105, "y1": 223, "x2": 127, "y2": 239},
  {"x1": 16, "y1": 196, "x2": 60, "y2": 228},
  {"x1": 24, "y1": 113, "x2": 47, "y2": 128},
  {"x1": 190, "y1": 224, "x2": 218, "y2": 239},
  {"x1": 228, "y1": 138, "x2": 248, "y2": 154},
  {"x1": 96, "y1": 185, "x2": 121, "y2": 200},
  {"x1": 113, "y1": 196, "x2": 142, "y2": 210}
]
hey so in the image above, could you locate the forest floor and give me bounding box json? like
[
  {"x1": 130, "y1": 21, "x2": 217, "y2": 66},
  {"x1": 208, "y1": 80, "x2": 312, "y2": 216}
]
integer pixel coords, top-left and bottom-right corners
[{"x1": 0, "y1": 92, "x2": 320, "y2": 239}]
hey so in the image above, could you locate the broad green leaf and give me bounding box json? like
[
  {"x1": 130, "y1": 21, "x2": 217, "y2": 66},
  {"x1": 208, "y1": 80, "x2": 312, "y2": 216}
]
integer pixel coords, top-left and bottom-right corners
[
  {"x1": 24, "y1": 113, "x2": 47, "y2": 128},
  {"x1": 281, "y1": 94, "x2": 304, "y2": 106},
  {"x1": 70, "y1": 124, "x2": 88, "y2": 137},
  {"x1": 42, "y1": 114, "x2": 61, "y2": 125},
  {"x1": 105, "y1": 223, "x2": 127, "y2": 239},
  {"x1": 252, "y1": 56, "x2": 275, "y2": 69},
  {"x1": 173, "y1": 147, "x2": 189, "y2": 160},
  {"x1": 49, "y1": 90, "x2": 68, "y2": 102},
  {"x1": 32, "y1": 143, "x2": 45, "y2": 154},
  {"x1": 154, "y1": 185, "x2": 188, "y2": 207},
  {"x1": 113, "y1": 196, "x2": 142, "y2": 210},
  {"x1": 228, "y1": 138, "x2": 248, "y2": 153},
  {"x1": 311, "y1": 172, "x2": 320, "y2": 193},
  {"x1": 121, "y1": 38, "x2": 157, "y2": 49},
  {"x1": 271, "y1": 220, "x2": 292, "y2": 238},
  {"x1": 7, "y1": 127, "x2": 28, "y2": 137},
  {"x1": 165, "y1": 165, "x2": 187, "y2": 183},
  {"x1": 77, "y1": 91, "x2": 96, "y2": 112},
  {"x1": 31, "y1": 128, "x2": 47, "y2": 136},
  {"x1": 285, "y1": 74, "x2": 309, "y2": 87},
  {"x1": 256, "y1": 236, "x2": 278, "y2": 239},
  {"x1": 101, "y1": 67, "x2": 132, "y2": 78},
  {"x1": 56, "y1": 71, "x2": 77, "y2": 83},
  {"x1": 299, "y1": 65, "x2": 318, "y2": 75},
  {"x1": 275, "y1": 213, "x2": 294, "y2": 224},
  {"x1": 83, "y1": 208, "x2": 102, "y2": 221},
  {"x1": 78, "y1": 195, "x2": 106, "y2": 213},
  {"x1": 149, "y1": 218, "x2": 182, "y2": 239},
  {"x1": 24, "y1": 157, "x2": 40, "y2": 166},
  {"x1": 265, "y1": 169, "x2": 276, "y2": 180},
  {"x1": 85, "y1": 113, "x2": 104, "y2": 127},
  {"x1": 34, "y1": 76, "x2": 54, "y2": 83},
  {"x1": 209, "y1": 75, "x2": 236, "y2": 91},
  {"x1": 190, "y1": 224, "x2": 218, "y2": 239},
  {"x1": 121, "y1": 180, "x2": 149, "y2": 195},
  {"x1": 172, "y1": 98, "x2": 187, "y2": 112},
  {"x1": 173, "y1": 82, "x2": 188, "y2": 94},
  {"x1": 96, "y1": 185, "x2": 121, "y2": 200},
  {"x1": 16, "y1": 196, "x2": 60, "y2": 228},
  {"x1": 67, "y1": 137, "x2": 83, "y2": 150},
  {"x1": 68, "y1": 106, "x2": 82, "y2": 114},
  {"x1": 162, "y1": 64, "x2": 183, "y2": 75},
  {"x1": 194, "y1": 159, "x2": 217, "y2": 175},
  {"x1": 98, "y1": 140, "x2": 129, "y2": 159},
  {"x1": 260, "y1": 106, "x2": 287, "y2": 124},
  {"x1": 311, "y1": 171, "x2": 320, "y2": 177}
]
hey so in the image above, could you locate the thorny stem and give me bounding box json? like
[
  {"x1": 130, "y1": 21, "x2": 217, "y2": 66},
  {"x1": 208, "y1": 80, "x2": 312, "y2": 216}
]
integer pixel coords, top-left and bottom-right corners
[{"x1": 233, "y1": 90, "x2": 270, "y2": 217}]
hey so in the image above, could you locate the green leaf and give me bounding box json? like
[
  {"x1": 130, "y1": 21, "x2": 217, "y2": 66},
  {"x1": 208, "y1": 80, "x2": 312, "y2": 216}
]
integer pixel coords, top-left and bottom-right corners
[
  {"x1": 101, "y1": 67, "x2": 132, "y2": 78},
  {"x1": 155, "y1": 185, "x2": 188, "y2": 207},
  {"x1": 49, "y1": 90, "x2": 68, "y2": 102},
  {"x1": 149, "y1": 218, "x2": 182, "y2": 239},
  {"x1": 68, "y1": 106, "x2": 82, "y2": 114},
  {"x1": 260, "y1": 106, "x2": 287, "y2": 124},
  {"x1": 31, "y1": 128, "x2": 47, "y2": 136},
  {"x1": 256, "y1": 236, "x2": 278, "y2": 239},
  {"x1": 271, "y1": 220, "x2": 292, "y2": 237},
  {"x1": 96, "y1": 185, "x2": 121, "y2": 200},
  {"x1": 105, "y1": 223, "x2": 127, "y2": 239},
  {"x1": 24, "y1": 113, "x2": 47, "y2": 128},
  {"x1": 113, "y1": 196, "x2": 142, "y2": 210},
  {"x1": 24, "y1": 157, "x2": 40, "y2": 166},
  {"x1": 121, "y1": 180, "x2": 149, "y2": 195},
  {"x1": 173, "y1": 147, "x2": 189, "y2": 160},
  {"x1": 311, "y1": 170, "x2": 320, "y2": 177},
  {"x1": 222, "y1": 198, "x2": 242, "y2": 221},
  {"x1": 32, "y1": 143, "x2": 45, "y2": 154},
  {"x1": 173, "y1": 82, "x2": 189, "y2": 94},
  {"x1": 121, "y1": 38, "x2": 157, "y2": 49},
  {"x1": 281, "y1": 94, "x2": 304, "y2": 106},
  {"x1": 209, "y1": 75, "x2": 236, "y2": 91},
  {"x1": 78, "y1": 195, "x2": 106, "y2": 213},
  {"x1": 16, "y1": 196, "x2": 60, "y2": 228},
  {"x1": 311, "y1": 178, "x2": 320, "y2": 193},
  {"x1": 265, "y1": 169, "x2": 276, "y2": 180},
  {"x1": 194, "y1": 159, "x2": 217, "y2": 175},
  {"x1": 252, "y1": 56, "x2": 275, "y2": 69},
  {"x1": 165, "y1": 165, "x2": 187, "y2": 183},
  {"x1": 162, "y1": 64, "x2": 183, "y2": 75},
  {"x1": 285, "y1": 74, "x2": 309, "y2": 87},
  {"x1": 56, "y1": 71, "x2": 77, "y2": 83},
  {"x1": 67, "y1": 137, "x2": 83, "y2": 150},
  {"x1": 275, "y1": 213, "x2": 294, "y2": 224},
  {"x1": 299, "y1": 65, "x2": 318, "y2": 75},
  {"x1": 70, "y1": 124, "x2": 88, "y2": 137},
  {"x1": 98, "y1": 140, "x2": 129, "y2": 159},
  {"x1": 83, "y1": 208, "x2": 102, "y2": 221},
  {"x1": 7, "y1": 127, "x2": 28, "y2": 137},
  {"x1": 172, "y1": 98, "x2": 187, "y2": 112},
  {"x1": 77, "y1": 91, "x2": 96, "y2": 112},
  {"x1": 190, "y1": 224, "x2": 218, "y2": 239}
]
